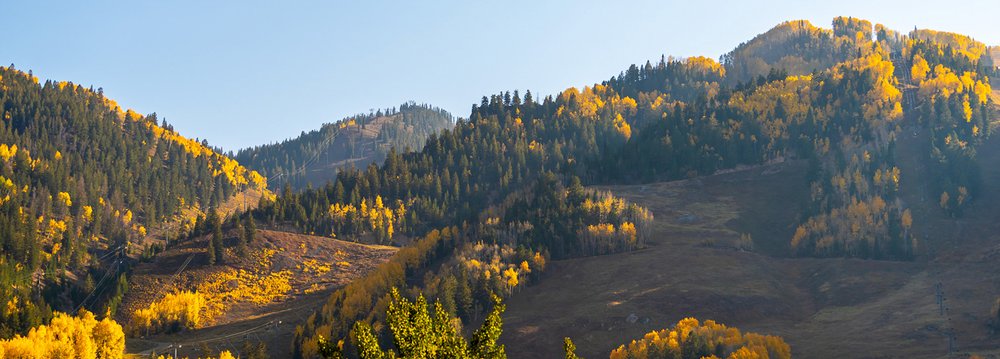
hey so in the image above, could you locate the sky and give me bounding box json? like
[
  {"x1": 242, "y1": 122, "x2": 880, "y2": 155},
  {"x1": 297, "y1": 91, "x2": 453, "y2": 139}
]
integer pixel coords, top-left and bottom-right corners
[{"x1": 1, "y1": 0, "x2": 998, "y2": 151}]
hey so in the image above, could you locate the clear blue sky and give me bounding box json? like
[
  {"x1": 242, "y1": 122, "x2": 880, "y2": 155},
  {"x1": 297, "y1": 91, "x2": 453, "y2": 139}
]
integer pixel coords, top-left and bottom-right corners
[{"x1": 2, "y1": 0, "x2": 997, "y2": 151}]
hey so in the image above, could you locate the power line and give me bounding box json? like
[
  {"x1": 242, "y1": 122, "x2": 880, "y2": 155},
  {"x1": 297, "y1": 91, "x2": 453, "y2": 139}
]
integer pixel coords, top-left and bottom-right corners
[{"x1": 75, "y1": 253, "x2": 123, "y2": 312}]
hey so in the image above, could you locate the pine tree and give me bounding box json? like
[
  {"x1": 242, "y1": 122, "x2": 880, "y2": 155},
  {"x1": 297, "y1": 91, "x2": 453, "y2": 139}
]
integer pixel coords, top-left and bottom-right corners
[
  {"x1": 208, "y1": 210, "x2": 224, "y2": 264},
  {"x1": 207, "y1": 234, "x2": 217, "y2": 265},
  {"x1": 245, "y1": 214, "x2": 256, "y2": 244}
]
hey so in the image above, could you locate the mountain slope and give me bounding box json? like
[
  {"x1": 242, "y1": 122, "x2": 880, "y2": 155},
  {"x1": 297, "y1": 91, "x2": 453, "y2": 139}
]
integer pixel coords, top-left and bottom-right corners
[
  {"x1": 276, "y1": 17, "x2": 997, "y2": 357},
  {"x1": 235, "y1": 102, "x2": 452, "y2": 190},
  {"x1": 0, "y1": 66, "x2": 267, "y2": 337}
]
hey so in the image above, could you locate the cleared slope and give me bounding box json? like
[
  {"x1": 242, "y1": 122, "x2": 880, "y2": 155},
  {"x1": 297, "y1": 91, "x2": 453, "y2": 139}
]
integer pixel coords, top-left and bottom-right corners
[{"x1": 503, "y1": 130, "x2": 1000, "y2": 358}]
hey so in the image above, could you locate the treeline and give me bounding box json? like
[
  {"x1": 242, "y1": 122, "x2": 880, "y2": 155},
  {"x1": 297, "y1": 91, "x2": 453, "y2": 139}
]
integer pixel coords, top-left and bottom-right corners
[
  {"x1": 255, "y1": 83, "x2": 643, "y2": 247},
  {"x1": 0, "y1": 66, "x2": 266, "y2": 337},
  {"x1": 235, "y1": 102, "x2": 453, "y2": 190}
]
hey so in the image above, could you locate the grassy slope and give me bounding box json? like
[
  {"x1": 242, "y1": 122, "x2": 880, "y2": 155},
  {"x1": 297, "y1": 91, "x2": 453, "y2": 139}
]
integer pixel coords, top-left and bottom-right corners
[
  {"x1": 503, "y1": 128, "x2": 1000, "y2": 358},
  {"x1": 123, "y1": 230, "x2": 396, "y2": 358}
]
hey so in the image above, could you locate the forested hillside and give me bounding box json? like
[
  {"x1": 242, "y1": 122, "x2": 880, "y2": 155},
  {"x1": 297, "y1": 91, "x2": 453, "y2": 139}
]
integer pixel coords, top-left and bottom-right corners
[
  {"x1": 236, "y1": 102, "x2": 452, "y2": 190},
  {"x1": 0, "y1": 65, "x2": 267, "y2": 338},
  {"x1": 268, "y1": 17, "x2": 995, "y2": 357},
  {"x1": 2, "y1": 14, "x2": 998, "y2": 359}
]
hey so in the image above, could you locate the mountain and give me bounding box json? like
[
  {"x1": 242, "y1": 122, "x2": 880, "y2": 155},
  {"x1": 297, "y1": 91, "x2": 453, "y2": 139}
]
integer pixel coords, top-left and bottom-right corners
[
  {"x1": 0, "y1": 65, "x2": 267, "y2": 337},
  {"x1": 3, "y1": 15, "x2": 1000, "y2": 359},
  {"x1": 235, "y1": 102, "x2": 453, "y2": 191},
  {"x1": 274, "y1": 16, "x2": 997, "y2": 358}
]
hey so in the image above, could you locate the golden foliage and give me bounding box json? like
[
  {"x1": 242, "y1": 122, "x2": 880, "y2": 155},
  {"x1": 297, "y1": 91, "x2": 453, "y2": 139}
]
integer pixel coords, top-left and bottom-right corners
[
  {"x1": 0, "y1": 310, "x2": 125, "y2": 359},
  {"x1": 0, "y1": 143, "x2": 17, "y2": 162},
  {"x1": 609, "y1": 317, "x2": 790, "y2": 359},
  {"x1": 133, "y1": 290, "x2": 206, "y2": 332},
  {"x1": 329, "y1": 195, "x2": 405, "y2": 242},
  {"x1": 299, "y1": 258, "x2": 332, "y2": 275},
  {"x1": 455, "y1": 242, "x2": 541, "y2": 295},
  {"x1": 153, "y1": 350, "x2": 235, "y2": 359},
  {"x1": 911, "y1": 29, "x2": 988, "y2": 61},
  {"x1": 145, "y1": 120, "x2": 268, "y2": 191},
  {"x1": 555, "y1": 84, "x2": 637, "y2": 141},
  {"x1": 843, "y1": 52, "x2": 902, "y2": 122},
  {"x1": 56, "y1": 191, "x2": 72, "y2": 207},
  {"x1": 579, "y1": 191, "x2": 654, "y2": 254},
  {"x1": 911, "y1": 53, "x2": 930, "y2": 82},
  {"x1": 685, "y1": 56, "x2": 726, "y2": 77},
  {"x1": 133, "y1": 249, "x2": 291, "y2": 333},
  {"x1": 728, "y1": 75, "x2": 816, "y2": 145}
]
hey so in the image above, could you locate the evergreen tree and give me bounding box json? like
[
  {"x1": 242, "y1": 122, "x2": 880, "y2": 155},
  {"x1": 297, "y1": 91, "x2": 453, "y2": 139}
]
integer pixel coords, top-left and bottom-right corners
[
  {"x1": 245, "y1": 214, "x2": 256, "y2": 244},
  {"x1": 208, "y1": 210, "x2": 224, "y2": 265}
]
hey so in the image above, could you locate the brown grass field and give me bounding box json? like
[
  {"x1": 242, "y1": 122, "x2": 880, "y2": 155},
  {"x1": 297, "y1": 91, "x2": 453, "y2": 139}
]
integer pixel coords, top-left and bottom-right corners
[{"x1": 503, "y1": 129, "x2": 1000, "y2": 358}]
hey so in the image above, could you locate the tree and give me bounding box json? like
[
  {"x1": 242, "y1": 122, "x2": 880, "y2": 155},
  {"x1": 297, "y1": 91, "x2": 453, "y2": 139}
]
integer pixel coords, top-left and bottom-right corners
[
  {"x1": 208, "y1": 209, "x2": 224, "y2": 264},
  {"x1": 469, "y1": 294, "x2": 506, "y2": 359},
  {"x1": 0, "y1": 310, "x2": 125, "y2": 359},
  {"x1": 245, "y1": 214, "x2": 256, "y2": 244},
  {"x1": 326, "y1": 288, "x2": 506, "y2": 359},
  {"x1": 609, "y1": 318, "x2": 790, "y2": 359},
  {"x1": 207, "y1": 235, "x2": 217, "y2": 265},
  {"x1": 318, "y1": 335, "x2": 344, "y2": 359}
]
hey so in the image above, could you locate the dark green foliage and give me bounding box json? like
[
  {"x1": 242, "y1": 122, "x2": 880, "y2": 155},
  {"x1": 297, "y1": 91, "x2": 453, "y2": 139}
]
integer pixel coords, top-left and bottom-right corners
[
  {"x1": 207, "y1": 235, "x2": 217, "y2": 265},
  {"x1": 209, "y1": 209, "x2": 224, "y2": 264},
  {"x1": 245, "y1": 213, "x2": 256, "y2": 244},
  {"x1": 0, "y1": 65, "x2": 245, "y2": 337}
]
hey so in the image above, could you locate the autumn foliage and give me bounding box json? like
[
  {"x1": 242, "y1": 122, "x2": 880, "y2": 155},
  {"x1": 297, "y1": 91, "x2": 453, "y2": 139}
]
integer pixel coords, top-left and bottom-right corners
[
  {"x1": 609, "y1": 318, "x2": 790, "y2": 359},
  {"x1": 0, "y1": 310, "x2": 125, "y2": 359}
]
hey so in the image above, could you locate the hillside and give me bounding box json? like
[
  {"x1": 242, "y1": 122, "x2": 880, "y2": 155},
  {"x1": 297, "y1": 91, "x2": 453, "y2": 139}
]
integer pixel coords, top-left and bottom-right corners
[
  {"x1": 503, "y1": 131, "x2": 1000, "y2": 357},
  {"x1": 0, "y1": 66, "x2": 268, "y2": 338},
  {"x1": 4, "y1": 14, "x2": 1000, "y2": 359},
  {"x1": 236, "y1": 102, "x2": 453, "y2": 191},
  {"x1": 121, "y1": 229, "x2": 396, "y2": 358},
  {"x1": 275, "y1": 16, "x2": 998, "y2": 358}
]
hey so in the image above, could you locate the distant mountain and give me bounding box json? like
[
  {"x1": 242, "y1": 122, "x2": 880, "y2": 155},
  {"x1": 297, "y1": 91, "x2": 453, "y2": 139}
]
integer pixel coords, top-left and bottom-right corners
[
  {"x1": 235, "y1": 102, "x2": 453, "y2": 191},
  {"x1": 0, "y1": 66, "x2": 266, "y2": 337}
]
